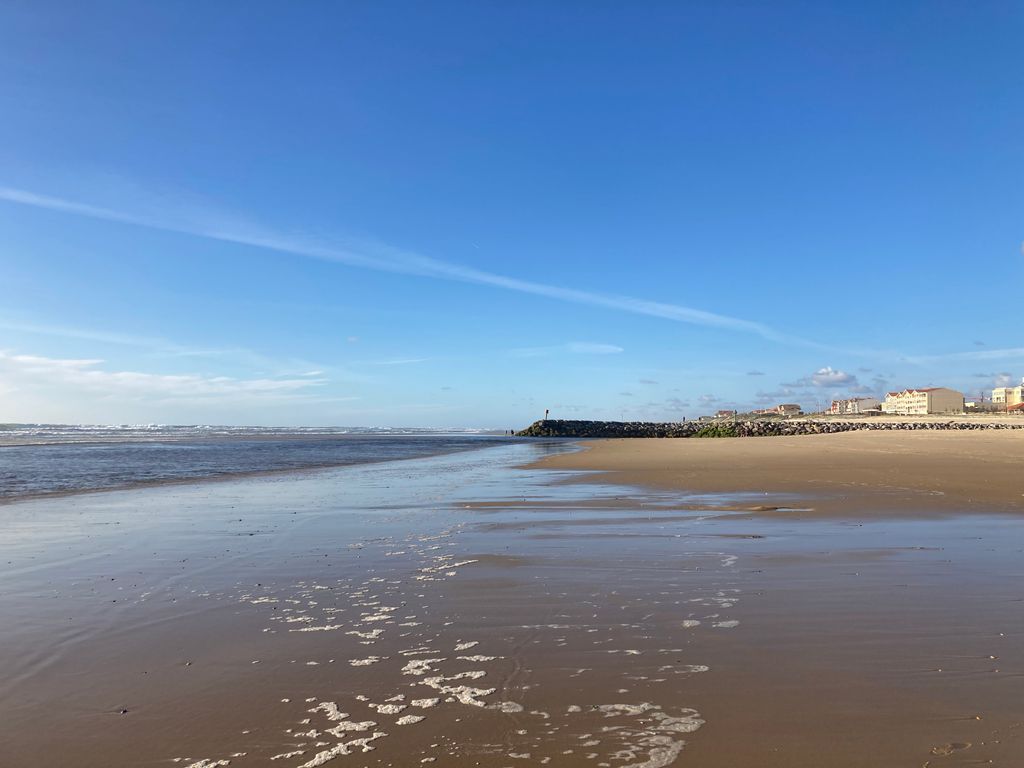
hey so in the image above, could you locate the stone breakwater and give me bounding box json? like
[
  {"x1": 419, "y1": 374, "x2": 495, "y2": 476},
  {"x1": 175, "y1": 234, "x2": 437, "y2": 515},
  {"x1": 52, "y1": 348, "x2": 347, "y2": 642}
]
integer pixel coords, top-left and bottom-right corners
[{"x1": 516, "y1": 419, "x2": 1024, "y2": 438}]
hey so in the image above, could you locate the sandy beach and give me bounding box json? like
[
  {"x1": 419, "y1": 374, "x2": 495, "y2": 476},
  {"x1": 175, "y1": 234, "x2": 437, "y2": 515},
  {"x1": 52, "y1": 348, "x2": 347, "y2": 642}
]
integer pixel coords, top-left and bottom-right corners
[
  {"x1": 1, "y1": 434, "x2": 1022, "y2": 767},
  {"x1": 532, "y1": 430, "x2": 1024, "y2": 515},
  {"x1": 6, "y1": 3, "x2": 1019, "y2": 766},
  {"x1": 528, "y1": 431, "x2": 1024, "y2": 766}
]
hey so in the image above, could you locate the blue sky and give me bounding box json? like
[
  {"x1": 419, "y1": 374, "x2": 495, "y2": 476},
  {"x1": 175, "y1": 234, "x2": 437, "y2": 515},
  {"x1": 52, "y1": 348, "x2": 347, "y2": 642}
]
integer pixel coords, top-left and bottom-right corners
[{"x1": 0, "y1": 1, "x2": 1021, "y2": 426}]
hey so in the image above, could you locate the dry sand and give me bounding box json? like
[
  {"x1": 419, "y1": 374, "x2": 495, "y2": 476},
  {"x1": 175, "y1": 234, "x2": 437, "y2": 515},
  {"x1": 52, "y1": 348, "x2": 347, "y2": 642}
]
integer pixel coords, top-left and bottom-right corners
[{"x1": 531, "y1": 430, "x2": 1024, "y2": 515}]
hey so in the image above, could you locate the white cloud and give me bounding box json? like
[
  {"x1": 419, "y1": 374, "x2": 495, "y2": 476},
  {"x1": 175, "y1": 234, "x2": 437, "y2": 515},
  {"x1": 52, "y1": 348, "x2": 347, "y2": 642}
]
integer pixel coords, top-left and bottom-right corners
[
  {"x1": 810, "y1": 366, "x2": 857, "y2": 388},
  {"x1": 0, "y1": 350, "x2": 330, "y2": 405},
  {"x1": 0, "y1": 317, "x2": 336, "y2": 378},
  {"x1": 11, "y1": 186, "x2": 1020, "y2": 372},
  {"x1": 0, "y1": 185, "x2": 819, "y2": 348},
  {"x1": 783, "y1": 366, "x2": 858, "y2": 389}
]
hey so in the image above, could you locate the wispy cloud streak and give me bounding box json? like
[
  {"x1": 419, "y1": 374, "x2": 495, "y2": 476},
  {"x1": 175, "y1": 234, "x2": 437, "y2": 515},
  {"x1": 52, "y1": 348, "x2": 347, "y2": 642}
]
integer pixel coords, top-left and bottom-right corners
[
  {"x1": 510, "y1": 342, "x2": 625, "y2": 357},
  {"x1": 0, "y1": 350, "x2": 333, "y2": 401},
  {"x1": 0, "y1": 185, "x2": 818, "y2": 348},
  {"x1": 363, "y1": 358, "x2": 430, "y2": 366},
  {"x1": 904, "y1": 348, "x2": 1024, "y2": 364},
  {"x1": 0, "y1": 316, "x2": 345, "y2": 378}
]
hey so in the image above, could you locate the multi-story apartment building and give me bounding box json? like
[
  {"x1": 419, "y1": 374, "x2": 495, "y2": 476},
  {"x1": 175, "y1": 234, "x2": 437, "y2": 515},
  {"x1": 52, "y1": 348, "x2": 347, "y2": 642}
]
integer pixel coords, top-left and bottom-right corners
[
  {"x1": 992, "y1": 385, "x2": 1024, "y2": 408},
  {"x1": 829, "y1": 397, "x2": 881, "y2": 415},
  {"x1": 882, "y1": 388, "x2": 964, "y2": 415}
]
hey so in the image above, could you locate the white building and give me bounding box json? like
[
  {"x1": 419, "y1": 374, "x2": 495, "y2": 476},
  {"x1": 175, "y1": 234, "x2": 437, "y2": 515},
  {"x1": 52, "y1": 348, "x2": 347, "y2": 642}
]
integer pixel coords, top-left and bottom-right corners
[
  {"x1": 830, "y1": 396, "x2": 881, "y2": 415},
  {"x1": 992, "y1": 384, "x2": 1024, "y2": 408},
  {"x1": 882, "y1": 388, "x2": 964, "y2": 415}
]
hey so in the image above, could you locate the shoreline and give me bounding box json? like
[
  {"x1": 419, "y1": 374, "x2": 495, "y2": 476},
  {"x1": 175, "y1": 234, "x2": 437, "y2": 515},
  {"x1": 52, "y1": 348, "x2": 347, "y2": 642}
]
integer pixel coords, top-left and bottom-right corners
[
  {"x1": 0, "y1": 430, "x2": 510, "y2": 448},
  {"x1": 0, "y1": 436, "x2": 540, "y2": 506}
]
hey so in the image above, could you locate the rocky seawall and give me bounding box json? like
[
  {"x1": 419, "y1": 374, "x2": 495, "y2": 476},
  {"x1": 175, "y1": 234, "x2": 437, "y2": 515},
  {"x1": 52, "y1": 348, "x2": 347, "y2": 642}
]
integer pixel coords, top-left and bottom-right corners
[{"x1": 516, "y1": 419, "x2": 1024, "y2": 438}]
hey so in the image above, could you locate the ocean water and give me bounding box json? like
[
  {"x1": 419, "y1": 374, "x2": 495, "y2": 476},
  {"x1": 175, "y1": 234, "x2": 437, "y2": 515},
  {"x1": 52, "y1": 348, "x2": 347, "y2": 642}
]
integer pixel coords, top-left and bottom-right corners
[{"x1": 0, "y1": 424, "x2": 525, "y2": 500}]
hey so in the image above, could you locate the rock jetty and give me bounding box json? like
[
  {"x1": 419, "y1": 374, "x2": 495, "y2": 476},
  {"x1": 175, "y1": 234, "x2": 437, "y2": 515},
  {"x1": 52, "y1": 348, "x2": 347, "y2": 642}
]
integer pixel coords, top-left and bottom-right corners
[{"x1": 516, "y1": 419, "x2": 1024, "y2": 438}]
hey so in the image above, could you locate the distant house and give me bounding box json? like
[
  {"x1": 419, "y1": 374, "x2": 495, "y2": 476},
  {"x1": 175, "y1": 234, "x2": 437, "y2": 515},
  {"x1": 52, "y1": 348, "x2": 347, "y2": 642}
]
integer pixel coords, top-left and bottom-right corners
[
  {"x1": 992, "y1": 385, "x2": 1024, "y2": 408},
  {"x1": 829, "y1": 396, "x2": 881, "y2": 415},
  {"x1": 775, "y1": 403, "x2": 802, "y2": 417},
  {"x1": 715, "y1": 409, "x2": 737, "y2": 418},
  {"x1": 882, "y1": 388, "x2": 964, "y2": 415}
]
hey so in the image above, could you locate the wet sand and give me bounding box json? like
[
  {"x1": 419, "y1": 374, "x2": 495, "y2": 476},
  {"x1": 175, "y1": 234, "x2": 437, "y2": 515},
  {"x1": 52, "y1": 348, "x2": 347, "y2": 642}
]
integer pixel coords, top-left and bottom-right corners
[{"x1": 1, "y1": 436, "x2": 1023, "y2": 766}]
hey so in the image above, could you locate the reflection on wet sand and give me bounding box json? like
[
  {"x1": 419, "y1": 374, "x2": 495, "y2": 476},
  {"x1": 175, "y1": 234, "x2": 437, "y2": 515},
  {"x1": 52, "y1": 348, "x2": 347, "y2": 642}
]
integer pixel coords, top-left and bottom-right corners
[{"x1": 1, "y1": 441, "x2": 1022, "y2": 767}]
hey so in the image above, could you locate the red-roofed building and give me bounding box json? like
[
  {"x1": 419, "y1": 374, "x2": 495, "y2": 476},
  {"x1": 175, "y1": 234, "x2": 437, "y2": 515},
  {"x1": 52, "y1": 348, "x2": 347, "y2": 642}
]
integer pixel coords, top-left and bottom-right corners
[{"x1": 992, "y1": 385, "x2": 1024, "y2": 408}]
